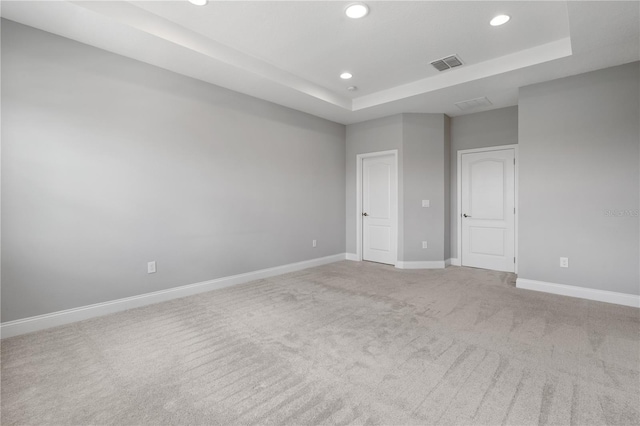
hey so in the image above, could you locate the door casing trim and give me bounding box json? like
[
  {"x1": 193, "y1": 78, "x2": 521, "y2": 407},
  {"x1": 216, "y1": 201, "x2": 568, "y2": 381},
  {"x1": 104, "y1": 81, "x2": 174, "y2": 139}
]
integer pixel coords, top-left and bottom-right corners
[
  {"x1": 356, "y1": 150, "x2": 399, "y2": 266},
  {"x1": 457, "y1": 145, "x2": 518, "y2": 273}
]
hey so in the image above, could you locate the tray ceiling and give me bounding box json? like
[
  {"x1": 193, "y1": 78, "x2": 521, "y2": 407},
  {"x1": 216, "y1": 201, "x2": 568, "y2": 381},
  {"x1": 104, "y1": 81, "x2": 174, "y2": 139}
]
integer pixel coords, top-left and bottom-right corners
[{"x1": 1, "y1": 1, "x2": 638, "y2": 124}]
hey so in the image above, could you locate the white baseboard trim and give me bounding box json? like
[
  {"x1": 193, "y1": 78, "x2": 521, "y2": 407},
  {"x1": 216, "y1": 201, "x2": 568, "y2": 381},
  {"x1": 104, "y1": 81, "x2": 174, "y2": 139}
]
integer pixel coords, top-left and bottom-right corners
[
  {"x1": 395, "y1": 260, "x2": 446, "y2": 270},
  {"x1": 449, "y1": 258, "x2": 461, "y2": 266},
  {"x1": 345, "y1": 253, "x2": 359, "y2": 261},
  {"x1": 516, "y1": 278, "x2": 640, "y2": 308},
  {"x1": 1, "y1": 253, "x2": 348, "y2": 339}
]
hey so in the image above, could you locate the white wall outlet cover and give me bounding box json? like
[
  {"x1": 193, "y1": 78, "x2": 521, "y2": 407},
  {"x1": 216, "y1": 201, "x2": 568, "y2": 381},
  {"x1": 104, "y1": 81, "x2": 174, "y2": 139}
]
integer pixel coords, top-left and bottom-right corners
[
  {"x1": 422, "y1": 200, "x2": 430, "y2": 207},
  {"x1": 560, "y1": 257, "x2": 569, "y2": 268},
  {"x1": 147, "y1": 261, "x2": 157, "y2": 274},
  {"x1": 422, "y1": 241, "x2": 428, "y2": 249},
  {"x1": 312, "y1": 240, "x2": 317, "y2": 248}
]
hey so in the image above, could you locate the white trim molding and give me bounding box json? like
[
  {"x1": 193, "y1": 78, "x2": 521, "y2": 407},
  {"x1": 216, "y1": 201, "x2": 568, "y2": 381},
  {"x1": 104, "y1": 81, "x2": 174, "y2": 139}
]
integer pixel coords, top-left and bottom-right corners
[
  {"x1": 448, "y1": 258, "x2": 461, "y2": 266},
  {"x1": 345, "y1": 253, "x2": 359, "y2": 261},
  {"x1": 396, "y1": 261, "x2": 446, "y2": 270},
  {"x1": 1, "y1": 253, "x2": 348, "y2": 339},
  {"x1": 516, "y1": 278, "x2": 640, "y2": 308}
]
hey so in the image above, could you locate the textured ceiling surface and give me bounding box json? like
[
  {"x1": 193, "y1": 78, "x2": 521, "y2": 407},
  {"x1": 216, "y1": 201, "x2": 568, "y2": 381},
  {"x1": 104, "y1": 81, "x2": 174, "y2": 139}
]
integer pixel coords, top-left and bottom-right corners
[{"x1": 1, "y1": 1, "x2": 638, "y2": 124}]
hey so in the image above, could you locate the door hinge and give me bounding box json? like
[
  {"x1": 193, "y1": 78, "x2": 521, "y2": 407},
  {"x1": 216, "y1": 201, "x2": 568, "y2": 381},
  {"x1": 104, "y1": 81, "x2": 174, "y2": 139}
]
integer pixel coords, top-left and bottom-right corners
[
  {"x1": 514, "y1": 207, "x2": 516, "y2": 214},
  {"x1": 513, "y1": 159, "x2": 516, "y2": 165},
  {"x1": 514, "y1": 257, "x2": 516, "y2": 263}
]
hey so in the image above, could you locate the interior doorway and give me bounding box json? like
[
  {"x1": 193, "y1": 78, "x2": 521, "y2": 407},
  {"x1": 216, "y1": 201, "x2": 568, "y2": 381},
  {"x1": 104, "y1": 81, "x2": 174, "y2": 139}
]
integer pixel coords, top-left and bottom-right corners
[
  {"x1": 356, "y1": 150, "x2": 398, "y2": 266},
  {"x1": 458, "y1": 145, "x2": 517, "y2": 273}
]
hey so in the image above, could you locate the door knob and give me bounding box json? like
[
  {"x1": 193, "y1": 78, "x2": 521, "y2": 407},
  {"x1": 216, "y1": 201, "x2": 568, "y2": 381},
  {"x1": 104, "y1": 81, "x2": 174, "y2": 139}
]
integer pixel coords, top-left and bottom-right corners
[
  {"x1": 362, "y1": 212, "x2": 369, "y2": 216},
  {"x1": 463, "y1": 213, "x2": 471, "y2": 218}
]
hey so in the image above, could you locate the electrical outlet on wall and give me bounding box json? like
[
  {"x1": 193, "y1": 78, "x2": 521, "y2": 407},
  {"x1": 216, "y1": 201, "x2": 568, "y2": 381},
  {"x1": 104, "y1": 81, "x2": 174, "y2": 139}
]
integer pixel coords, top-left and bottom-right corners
[
  {"x1": 147, "y1": 261, "x2": 157, "y2": 274},
  {"x1": 560, "y1": 257, "x2": 569, "y2": 268},
  {"x1": 422, "y1": 241, "x2": 428, "y2": 249},
  {"x1": 312, "y1": 239, "x2": 317, "y2": 248}
]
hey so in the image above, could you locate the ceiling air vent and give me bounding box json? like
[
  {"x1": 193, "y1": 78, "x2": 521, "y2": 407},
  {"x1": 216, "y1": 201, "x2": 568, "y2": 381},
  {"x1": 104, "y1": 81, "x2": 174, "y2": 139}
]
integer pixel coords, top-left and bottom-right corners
[
  {"x1": 455, "y1": 96, "x2": 493, "y2": 111},
  {"x1": 430, "y1": 55, "x2": 463, "y2": 72}
]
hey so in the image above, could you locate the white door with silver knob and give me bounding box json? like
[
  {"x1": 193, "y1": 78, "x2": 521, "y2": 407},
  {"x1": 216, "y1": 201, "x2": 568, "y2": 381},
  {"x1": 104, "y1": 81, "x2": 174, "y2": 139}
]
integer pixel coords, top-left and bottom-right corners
[
  {"x1": 461, "y1": 148, "x2": 515, "y2": 272},
  {"x1": 362, "y1": 154, "x2": 397, "y2": 265}
]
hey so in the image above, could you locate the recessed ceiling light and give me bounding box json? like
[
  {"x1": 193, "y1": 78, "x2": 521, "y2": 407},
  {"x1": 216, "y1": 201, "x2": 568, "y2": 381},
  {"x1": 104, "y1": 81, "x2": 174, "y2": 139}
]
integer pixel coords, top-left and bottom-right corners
[
  {"x1": 347, "y1": 86, "x2": 358, "y2": 92},
  {"x1": 345, "y1": 3, "x2": 369, "y2": 19},
  {"x1": 188, "y1": 0, "x2": 208, "y2": 6},
  {"x1": 490, "y1": 14, "x2": 510, "y2": 26},
  {"x1": 340, "y1": 72, "x2": 353, "y2": 80}
]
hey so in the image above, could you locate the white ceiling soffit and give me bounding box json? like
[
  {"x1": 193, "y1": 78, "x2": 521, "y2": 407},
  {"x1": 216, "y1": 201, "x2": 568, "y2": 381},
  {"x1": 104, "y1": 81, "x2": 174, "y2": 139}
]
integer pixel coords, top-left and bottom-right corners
[{"x1": 1, "y1": 1, "x2": 639, "y2": 125}]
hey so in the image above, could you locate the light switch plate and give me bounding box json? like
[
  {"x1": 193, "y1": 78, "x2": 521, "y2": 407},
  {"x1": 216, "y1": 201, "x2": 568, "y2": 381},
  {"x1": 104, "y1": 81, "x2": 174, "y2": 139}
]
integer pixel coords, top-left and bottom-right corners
[{"x1": 422, "y1": 200, "x2": 430, "y2": 207}]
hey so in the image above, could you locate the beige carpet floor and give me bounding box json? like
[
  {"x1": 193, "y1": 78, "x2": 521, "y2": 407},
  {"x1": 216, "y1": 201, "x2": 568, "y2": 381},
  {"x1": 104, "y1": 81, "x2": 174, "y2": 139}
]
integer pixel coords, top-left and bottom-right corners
[{"x1": 1, "y1": 261, "x2": 639, "y2": 425}]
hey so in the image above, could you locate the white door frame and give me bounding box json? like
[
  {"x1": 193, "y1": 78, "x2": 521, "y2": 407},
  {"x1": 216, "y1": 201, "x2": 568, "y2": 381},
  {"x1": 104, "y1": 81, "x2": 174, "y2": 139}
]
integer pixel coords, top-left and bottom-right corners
[
  {"x1": 356, "y1": 150, "x2": 399, "y2": 265},
  {"x1": 457, "y1": 145, "x2": 518, "y2": 273}
]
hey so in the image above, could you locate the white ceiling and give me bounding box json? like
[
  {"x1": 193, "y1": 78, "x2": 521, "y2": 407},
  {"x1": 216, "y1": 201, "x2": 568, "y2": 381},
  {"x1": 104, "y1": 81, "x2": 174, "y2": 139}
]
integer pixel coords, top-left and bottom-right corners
[{"x1": 1, "y1": 1, "x2": 639, "y2": 125}]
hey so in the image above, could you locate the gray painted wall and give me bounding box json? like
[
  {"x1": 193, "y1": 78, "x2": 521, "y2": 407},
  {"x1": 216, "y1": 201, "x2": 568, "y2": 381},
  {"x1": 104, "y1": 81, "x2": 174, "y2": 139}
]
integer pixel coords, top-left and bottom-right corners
[
  {"x1": 345, "y1": 113, "x2": 449, "y2": 262},
  {"x1": 519, "y1": 62, "x2": 639, "y2": 295},
  {"x1": 402, "y1": 114, "x2": 447, "y2": 261},
  {"x1": 1, "y1": 20, "x2": 346, "y2": 322},
  {"x1": 444, "y1": 116, "x2": 451, "y2": 260},
  {"x1": 449, "y1": 106, "x2": 518, "y2": 258},
  {"x1": 345, "y1": 115, "x2": 404, "y2": 257}
]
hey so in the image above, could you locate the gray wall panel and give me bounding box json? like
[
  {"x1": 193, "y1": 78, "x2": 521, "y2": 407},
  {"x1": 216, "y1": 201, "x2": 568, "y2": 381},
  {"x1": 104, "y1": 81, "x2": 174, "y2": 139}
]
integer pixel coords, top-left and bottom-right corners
[
  {"x1": 1, "y1": 21, "x2": 346, "y2": 321},
  {"x1": 518, "y1": 62, "x2": 639, "y2": 295},
  {"x1": 346, "y1": 113, "x2": 449, "y2": 263},
  {"x1": 345, "y1": 115, "x2": 404, "y2": 257},
  {"x1": 402, "y1": 114, "x2": 446, "y2": 261}
]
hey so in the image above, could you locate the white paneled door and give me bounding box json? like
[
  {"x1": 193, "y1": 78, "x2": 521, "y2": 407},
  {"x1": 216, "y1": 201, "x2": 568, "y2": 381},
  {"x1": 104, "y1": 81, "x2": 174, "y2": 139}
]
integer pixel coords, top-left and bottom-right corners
[
  {"x1": 461, "y1": 148, "x2": 515, "y2": 272},
  {"x1": 362, "y1": 154, "x2": 397, "y2": 265}
]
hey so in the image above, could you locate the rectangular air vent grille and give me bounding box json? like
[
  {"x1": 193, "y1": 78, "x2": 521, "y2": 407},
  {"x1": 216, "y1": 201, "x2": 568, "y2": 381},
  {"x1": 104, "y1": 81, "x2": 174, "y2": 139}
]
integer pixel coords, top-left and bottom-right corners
[
  {"x1": 454, "y1": 96, "x2": 493, "y2": 111},
  {"x1": 430, "y1": 55, "x2": 463, "y2": 72},
  {"x1": 431, "y1": 60, "x2": 450, "y2": 72}
]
